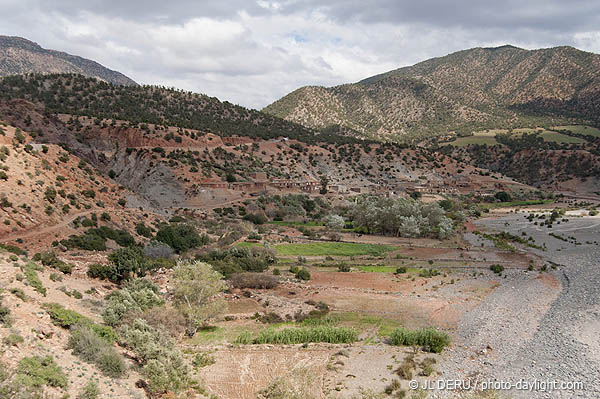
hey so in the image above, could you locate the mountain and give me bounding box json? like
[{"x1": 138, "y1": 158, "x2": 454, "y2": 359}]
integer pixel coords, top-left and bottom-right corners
[
  {"x1": 264, "y1": 45, "x2": 600, "y2": 141},
  {"x1": 0, "y1": 36, "x2": 136, "y2": 86}
]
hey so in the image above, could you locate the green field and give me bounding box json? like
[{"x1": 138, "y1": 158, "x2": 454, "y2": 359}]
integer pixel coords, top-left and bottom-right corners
[
  {"x1": 273, "y1": 242, "x2": 396, "y2": 257},
  {"x1": 480, "y1": 199, "x2": 554, "y2": 209},
  {"x1": 540, "y1": 131, "x2": 586, "y2": 144},
  {"x1": 441, "y1": 135, "x2": 498, "y2": 147},
  {"x1": 553, "y1": 125, "x2": 600, "y2": 138},
  {"x1": 267, "y1": 220, "x2": 323, "y2": 227}
]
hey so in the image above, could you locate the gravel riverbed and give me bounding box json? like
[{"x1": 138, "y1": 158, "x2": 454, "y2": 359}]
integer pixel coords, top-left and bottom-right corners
[{"x1": 435, "y1": 213, "x2": 600, "y2": 399}]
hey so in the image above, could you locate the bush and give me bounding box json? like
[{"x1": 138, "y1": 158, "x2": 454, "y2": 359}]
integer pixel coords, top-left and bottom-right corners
[
  {"x1": 44, "y1": 303, "x2": 118, "y2": 342},
  {"x1": 243, "y1": 213, "x2": 267, "y2": 225},
  {"x1": 37, "y1": 252, "x2": 73, "y2": 274},
  {"x1": 3, "y1": 333, "x2": 24, "y2": 346},
  {"x1": 337, "y1": 264, "x2": 351, "y2": 272},
  {"x1": 272, "y1": 268, "x2": 280, "y2": 276},
  {"x1": 490, "y1": 264, "x2": 504, "y2": 274},
  {"x1": 295, "y1": 268, "x2": 311, "y2": 281},
  {"x1": 78, "y1": 380, "x2": 100, "y2": 399},
  {"x1": 0, "y1": 243, "x2": 27, "y2": 256},
  {"x1": 135, "y1": 222, "x2": 153, "y2": 238},
  {"x1": 119, "y1": 319, "x2": 193, "y2": 394},
  {"x1": 390, "y1": 327, "x2": 451, "y2": 353},
  {"x1": 395, "y1": 267, "x2": 407, "y2": 274},
  {"x1": 0, "y1": 299, "x2": 10, "y2": 326},
  {"x1": 10, "y1": 288, "x2": 27, "y2": 302},
  {"x1": 196, "y1": 246, "x2": 277, "y2": 278},
  {"x1": 155, "y1": 223, "x2": 207, "y2": 253},
  {"x1": 102, "y1": 279, "x2": 164, "y2": 327},
  {"x1": 16, "y1": 356, "x2": 67, "y2": 388},
  {"x1": 107, "y1": 247, "x2": 147, "y2": 282},
  {"x1": 25, "y1": 265, "x2": 46, "y2": 296},
  {"x1": 68, "y1": 324, "x2": 127, "y2": 378},
  {"x1": 87, "y1": 263, "x2": 113, "y2": 280},
  {"x1": 230, "y1": 273, "x2": 279, "y2": 289}
]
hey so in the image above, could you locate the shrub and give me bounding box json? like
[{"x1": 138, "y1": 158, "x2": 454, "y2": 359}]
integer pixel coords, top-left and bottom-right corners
[
  {"x1": 192, "y1": 352, "x2": 215, "y2": 368},
  {"x1": 44, "y1": 303, "x2": 118, "y2": 342},
  {"x1": 100, "y1": 212, "x2": 111, "y2": 221},
  {"x1": 24, "y1": 265, "x2": 46, "y2": 296},
  {"x1": 3, "y1": 333, "x2": 24, "y2": 346},
  {"x1": 248, "y1": 326, "x2": 358, "y2": 344},
  {"x1": 196, "y1": 246, "x2": 276, "y2": 278},
  {"x1": 78, "y1": 380, "x2": 100, "y2": 399},
  {"x1": 389, "y1": 327, "x2": 451, "y2": 353},
  {"x1": 38, "y1": 252, "x2": 73, "y2": 274},
  {"x1": 243, "y1": 213, "x2": 267, "y2": 225},
  {"x1": 0, "y1": 299, "x2": 10, "y2": 326},
  {"x1": 16, "y1": 356, "x2": 67, "y2": 388},
  {"x1": 155, "y1": 223, "x2": 206, "y2": 253},
  {"x1": 10, "y1": 288, "x2": 27, "y2": 302},
  {"x1": 230, "y1": 273, "x2": 279, "y2": 289},
  {"x1": 119, "y1": 319, "x2": 193, "y2": 394},
  {"x1": 295, "y1": 268, "x2": 311, "y2": 281},
  {"x1": 0, "y1": 243, "x2": 27, "y2": 255},
  {"x1": 337, "y1": 264, "x2": 351, "y2": 272},
  {"x1": 136, "y1": 222, "x2": 153, "y2": 238},
  {"x1": 418, "y1": 268, "x2": 440, "y2": 278},
  {"x1": 107, "y1": 247, "x2": 147, "y2": 282},
  {"x1": 490, "y1": 264, "x2": 504, "y2": 274},
  {"x1": 102, "y1": 279, "x2": 164, "y2": 327},
  {"x1": 68, "y1": 324, "x2": 127, "y2": 378},
  {"x1": 87, "y1": 263, "x2": 113, "y2": 280},
  {"x1": 272, "y1": 268, "x2": 281, "y2": 276},
  {"x1": 395, "y1": 267, "x2": 407, "y2": 274}
]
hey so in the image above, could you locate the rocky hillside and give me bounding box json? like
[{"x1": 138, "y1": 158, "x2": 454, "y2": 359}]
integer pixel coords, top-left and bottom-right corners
[
  {"x1": 264, "y1": 45, "x2": 600, "y2": 140},
  {"x1": 0, "y1": 36, "x2": 136, "y2": 86}
]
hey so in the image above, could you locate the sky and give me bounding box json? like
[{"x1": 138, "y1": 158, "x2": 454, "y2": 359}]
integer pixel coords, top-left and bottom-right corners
[{"x1": 1, "y1": 0, "x2": 600, "y2": 109}]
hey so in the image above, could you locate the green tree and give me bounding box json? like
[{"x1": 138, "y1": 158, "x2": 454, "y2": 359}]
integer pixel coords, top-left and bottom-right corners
[{"x1": 171, "y1": 261, "x2": 226, "y2": 336}]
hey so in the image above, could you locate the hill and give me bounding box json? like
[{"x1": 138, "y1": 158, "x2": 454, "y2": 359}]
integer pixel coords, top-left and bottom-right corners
[
  {"x1": 263, "y1": 45, "x2": 600, "y2": 141},
  {"x1": 0, "y1": 36, "x2": 136, "y2": 86},
  {"x1": 0, "y1": 73, "x2": 364, "y2": 145}
]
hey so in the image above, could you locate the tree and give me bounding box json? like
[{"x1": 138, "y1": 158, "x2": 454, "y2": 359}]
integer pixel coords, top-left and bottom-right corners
[
  {"x1": 494, "y1": 191, "x2": 511, "y2": 202},
  {"x1": 171, "y1": 261, "x2": 226, "y2": 336},
  {"x1": 323, "y1": 214, "x2": 344, "y2": 231},
  {"x1": 107, "y1": 247, "x2": 147, "y2": 282}
]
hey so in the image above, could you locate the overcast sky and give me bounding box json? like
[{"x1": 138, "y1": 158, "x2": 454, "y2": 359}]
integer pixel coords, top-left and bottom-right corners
[{"x1": 2, "y1": 0, "x2": 600, "y2": 109}]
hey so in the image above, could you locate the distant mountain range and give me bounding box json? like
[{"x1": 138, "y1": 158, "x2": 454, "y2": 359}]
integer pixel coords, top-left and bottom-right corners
[
  {"x1": 263, "y1": 45, "x2": 600, "y2": 141},
  {"x1": 0, "y1": 35, "x2": 136, "y2": 86}
]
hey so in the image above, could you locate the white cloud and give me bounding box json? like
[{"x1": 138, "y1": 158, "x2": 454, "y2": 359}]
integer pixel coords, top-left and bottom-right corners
[{"x1": 1, "y1": 0, "x2": 600, "y2": 109}]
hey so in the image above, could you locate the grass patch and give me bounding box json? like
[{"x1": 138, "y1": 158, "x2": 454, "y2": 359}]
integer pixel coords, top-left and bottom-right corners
[
  {"x1": 44, "y1": 303, "x2": 118, "y2": 342},
  {"x1": 24, "y1": 264, "x2": 46, "y2": 296},
  {"x1": 553, "y1": 125, "x2": 600, "y2": 138},
  {"x1": 390, "y1": 327, "x2": 451, "y2": 353},
  {"x1": 16, "y1": 355, "x2": 67, "y2": 388},
  {"x1": 540, "y1": 131, "x2": 586, "y2": 144},
  {"x1": 441, "y1": 135, "x2": 498, "y2": 147},
  {"x1": 0, "y1": 243, "x2": 27, "y2": 256},
  {"x1": 480, "y1": 199, "x2": 553, "y2": 209},
  {"x1": 237, "y1": 326, "x2": 358, "y2": 344},
  {"x1": 273, "y1": 242, "x2": 396, "y2": 257},
  {"x1": 267, "y1": 220, "x2": 323, "y2": 227}
]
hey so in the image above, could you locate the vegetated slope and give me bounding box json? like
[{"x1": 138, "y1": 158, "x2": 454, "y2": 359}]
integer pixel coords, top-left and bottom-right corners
[
  {"x1": 0, "y1": 73, "x2": 363, "y2": 145},
  {"x1": 0, "y1": 36, "x2": 136, "y2": 86},
  {"x1": 0, "y1": 121, "x2": 145, "y2": 243},
  {"x1": 264, "y1": 45, "x2": 600, "y2": 140}
]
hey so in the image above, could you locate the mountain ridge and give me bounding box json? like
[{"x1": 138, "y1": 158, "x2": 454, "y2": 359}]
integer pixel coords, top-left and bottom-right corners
[
  {"x1": 263, "y1": 45, "x2": 600, "y2": 141},
  {"x1": 0, "y1": 35, "x2": 137, "y2": 86}
]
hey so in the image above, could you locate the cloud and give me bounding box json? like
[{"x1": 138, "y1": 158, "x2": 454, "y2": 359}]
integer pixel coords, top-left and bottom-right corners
[{"x1": 0, "y1": 0, "x2": 599, "y2": 108}]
